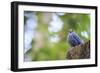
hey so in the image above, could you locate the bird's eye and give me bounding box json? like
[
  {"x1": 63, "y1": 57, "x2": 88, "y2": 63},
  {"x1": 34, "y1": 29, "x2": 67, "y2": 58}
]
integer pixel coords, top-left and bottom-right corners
[{"x1": 69, "y1": 31, "x2": 72, "y2": 33}]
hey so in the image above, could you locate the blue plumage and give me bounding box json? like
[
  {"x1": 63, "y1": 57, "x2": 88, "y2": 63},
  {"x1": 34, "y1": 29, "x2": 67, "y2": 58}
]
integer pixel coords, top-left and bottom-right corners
[{"x1": 67, "y1": 31, "x2": 83, "y2": 47}]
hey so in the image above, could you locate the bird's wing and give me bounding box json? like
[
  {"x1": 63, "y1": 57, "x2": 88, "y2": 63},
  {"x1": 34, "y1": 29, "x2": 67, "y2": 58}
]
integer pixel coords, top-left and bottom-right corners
[
  {"x1": 71, "y1": 32, "x2": 82, "y2": 44},
  {"x1": 68, "y1": 33, "x2": 78, "y2": 46}
]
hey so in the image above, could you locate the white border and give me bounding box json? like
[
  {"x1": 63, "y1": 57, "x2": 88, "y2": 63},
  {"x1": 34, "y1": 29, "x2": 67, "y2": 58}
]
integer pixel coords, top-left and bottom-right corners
[{"x1": 18, "y1": 5, "x2": 96, "y2": 68}]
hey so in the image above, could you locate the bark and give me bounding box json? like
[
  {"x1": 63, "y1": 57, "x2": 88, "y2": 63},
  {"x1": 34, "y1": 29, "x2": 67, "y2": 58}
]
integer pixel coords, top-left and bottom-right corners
[{"x1": 66, "y1": 40, "x2": 90, "y2": 59}]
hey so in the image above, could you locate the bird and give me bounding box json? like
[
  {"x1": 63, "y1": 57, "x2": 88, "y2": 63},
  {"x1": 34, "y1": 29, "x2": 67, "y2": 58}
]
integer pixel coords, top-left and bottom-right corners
[{"x1": 67, "y1": 29, "x2": 83, "y2": 47}]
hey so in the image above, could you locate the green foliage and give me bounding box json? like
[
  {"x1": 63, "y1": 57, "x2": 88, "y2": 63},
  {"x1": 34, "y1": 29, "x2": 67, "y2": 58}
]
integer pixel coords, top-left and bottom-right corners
[{"x1": 24, "y1": 12, "x2": 90, "y2": 61}]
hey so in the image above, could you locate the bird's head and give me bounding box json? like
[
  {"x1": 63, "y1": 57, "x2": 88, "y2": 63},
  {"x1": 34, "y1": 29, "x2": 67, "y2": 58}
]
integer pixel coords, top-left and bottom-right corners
[{"x1": 68, "y1": 29, "x2": 73, "y2": 33}]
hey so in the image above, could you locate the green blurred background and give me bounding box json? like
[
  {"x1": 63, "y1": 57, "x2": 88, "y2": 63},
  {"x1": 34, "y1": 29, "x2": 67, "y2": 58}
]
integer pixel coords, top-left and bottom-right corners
[{"x1": 24, "y1": 11, "x2": 90, "y2": 61}]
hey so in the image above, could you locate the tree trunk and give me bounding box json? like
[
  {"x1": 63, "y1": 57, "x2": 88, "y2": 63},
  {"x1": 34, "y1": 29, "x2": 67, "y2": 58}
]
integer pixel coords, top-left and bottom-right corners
[{"x1": 66, "y1": 40, "x2": 90, "y2": 59}]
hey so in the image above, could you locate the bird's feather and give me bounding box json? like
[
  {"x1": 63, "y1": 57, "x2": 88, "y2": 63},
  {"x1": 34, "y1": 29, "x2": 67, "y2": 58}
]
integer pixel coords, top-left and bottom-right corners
[{"x1": 67, "y1": 32, "x2": 82, "y2": 47}]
